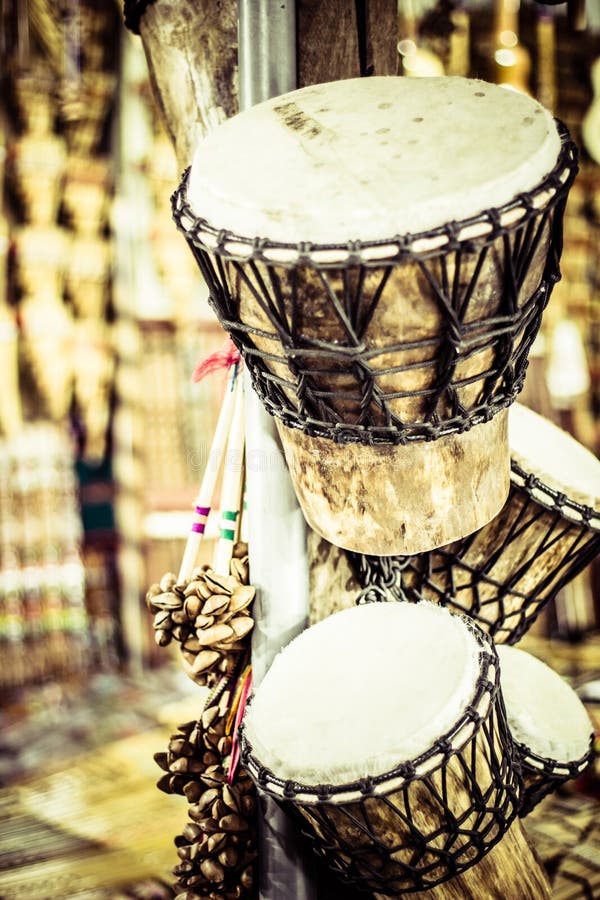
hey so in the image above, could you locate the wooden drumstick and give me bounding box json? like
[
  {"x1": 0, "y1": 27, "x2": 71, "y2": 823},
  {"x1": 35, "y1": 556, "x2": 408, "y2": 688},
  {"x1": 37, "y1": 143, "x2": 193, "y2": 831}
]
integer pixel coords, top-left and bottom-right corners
[
  {"x1": 212, "y1": 376, "x2": 245, "y2": 577},
  {"x1": 177, "y1": 360, "x2": 239, "y2": 582}
]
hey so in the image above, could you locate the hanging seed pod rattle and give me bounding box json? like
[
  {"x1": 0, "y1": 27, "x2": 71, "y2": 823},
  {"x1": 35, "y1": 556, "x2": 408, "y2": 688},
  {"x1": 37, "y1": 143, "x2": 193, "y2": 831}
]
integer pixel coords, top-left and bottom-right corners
[
  {"x1": 166, "y1": 669, "x2": 257, "y2": 900},
  {"x1": 146, "y1": 346, "x2": 258, "y2": 897}
]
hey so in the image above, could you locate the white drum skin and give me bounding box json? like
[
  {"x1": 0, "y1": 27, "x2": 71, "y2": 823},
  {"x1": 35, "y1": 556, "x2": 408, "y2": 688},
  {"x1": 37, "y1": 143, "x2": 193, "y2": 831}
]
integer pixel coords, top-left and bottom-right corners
[
  {"x1": 497, "y1": 644, "x2": 593, "y2": 764},
  {"x1": 243, "y1": 601, "x2": 481, "y2": 785},
  {"x1": 188, "y1": 76, "x2": 560, "y2": 245}
]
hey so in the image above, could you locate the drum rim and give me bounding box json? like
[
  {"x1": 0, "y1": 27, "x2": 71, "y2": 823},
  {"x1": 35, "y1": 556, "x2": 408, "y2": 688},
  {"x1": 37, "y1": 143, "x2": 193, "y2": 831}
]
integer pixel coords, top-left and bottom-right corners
[
  {"x1": 510, "y1": 459, "x2": 600, "y2": 533},
  {"x1": 173, "y1": 120, "x2": 577, "y2": 267},
  {"x1": 240, "y1": 615, "x2": 503, "y2": 804},
  {"x1": 516, "y1": 735, "x2": 595, "y2": 779}
]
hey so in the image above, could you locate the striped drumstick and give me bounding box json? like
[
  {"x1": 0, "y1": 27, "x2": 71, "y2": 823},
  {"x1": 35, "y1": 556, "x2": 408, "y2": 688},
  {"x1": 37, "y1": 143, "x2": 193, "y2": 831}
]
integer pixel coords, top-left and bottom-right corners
[
  {"x1": 212, "y1": 377, "x2": 245, "y2": 577},
  {"x1": 178, "y1": 361, "x2": 239, "y2": 582}
]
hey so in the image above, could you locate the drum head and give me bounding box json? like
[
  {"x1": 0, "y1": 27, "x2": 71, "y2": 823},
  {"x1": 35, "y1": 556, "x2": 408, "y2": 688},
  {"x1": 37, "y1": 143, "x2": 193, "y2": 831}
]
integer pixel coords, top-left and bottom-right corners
[
  {"x1": 509, "y1": 403, "x2": 600, "y2": 519},
  {"x1": 497, "y1": 644, "x2": 592, "y2": 763},
  {"x1": 188, "y1": 76, "x2": 561, "y2": 245},
  {"x1": 243, "y1": 601, "x2": 481, "y2": 786}
]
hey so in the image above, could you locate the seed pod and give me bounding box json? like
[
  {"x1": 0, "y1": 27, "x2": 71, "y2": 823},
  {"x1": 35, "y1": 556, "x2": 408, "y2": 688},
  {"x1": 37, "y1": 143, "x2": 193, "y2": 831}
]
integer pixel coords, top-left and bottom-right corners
[
  {"x1": 171, "y1": 624, "x2": 189, "y2": 642},
  {"x1": 182, "y1": 649, "x2": 197, "y2": 666},
  {"x1": 173, "y1": 860, "x2": 194, "y2": 875},
  {"x1": 218, "y1": 736, "x2": 232, "y2": 756},
  {"x1": 198, "y1": 787, "x2": 220, "y2": 810},
  {"x1": 154, "y1": 591, "x2": 183, "y2": 611},
  {"x1": 169, "y1": 738, "x2": 194, "y2": 757},
  {"x1": 196, "y1": 582, "x2": 211, "y2": 600},
  {"x1": 218, "y1": 846, "x2": 238, "y2": 868},
  {"x1": 156, "y1": 773, "x2": 173, "y2": 794},
  {"x1": 214, "y1": 642, "x2": 246, "y2": 655},
  {"x1": 207, "y1": 831, "x2": 227, "y2": 854},
  {"x1": 222, "y1": 784, "x2": 240, "y2": 813},
  {"x1": 205, "y1": 572, "x2": 235, "y2": 594},
  {"x1": 183, "y1": 781, "x2": 203, "y2": 803},
  {"x1": 218, "y1": 691, "x2": 231, "y2": 718},
  {"x1": 201, "y1": 705, "x2": 220, "y2": 730},
  {"x1": 154, "y1": 629, "x2": 171, "y2": 647},
  {"x1": 153, "y1": 609, "x2": 172, "y2": 629},
  {"x1": 182, "y1": 822, "x2": 203, "y2": 842},
  {"x1": 177, "y1": 720, "x2": 196, "y2": 736},
  {"x1": 240, "y1": 865, "x2": 253, "y2": 889},
  {"x1": 188, "y1": 803, "x2": 204, "y2": 823},
  {"x1": 224, "y1": 887, "x2": 242, "y2": 900},
  {"x1": 192, "y1": 650, "x2": 220, "y2": 674},
  {"x1": 203, "y1": 728, "x2": 220, "y2": 749},
  {"x1": 201, "y1": 768, "x2": 227, "y2": 787},
  {"x1": 212, "y1": 798, "x2": 228, "y2": 821},
  {"x1": 202, "y1": 593, "x2": 230, "y2": 616},
  {"x1": 229, "y1": 557, "x2": 247, "y2": 582},
  {"x1": 146, "y1": 582, "x2": 162, "y2": 601},
  {"x1": 229, "y1": 616, "x2": 254, "y2": 640},
  {"x1": 228, "y1": 585, "x2": 255, "y2": 613},
  {"x1": 183, "y1": 636, "x2": 202, "y2": 653},
  {"x1": 184, "y1": 580, "x2": 205, "y2": 598},
  {"x1": 202, "y1": 750, "x2": 220, "y2": 767},
  {"x1": 154, "y1": 751, "x2": 169, "y2": 771},
  {"x1": 198, "y1": 817, "x2": 220, "y2": 834},
  {"x1": 198, "y1": 623, "x2": 234, "y2": 646},
  {"x1": 159, "y1": 572, "x2": 178, "y2": 592},
  {"x1": 200, "y1": 863, "x2": 226, "y2": 886},
  {"x1": 184, "y1": 595, "x2": 202, "y2": 620},
  {"x1": 219, "y1": 813, "x2": 247, "y2": 833},
  {"x1": 171, "y1": 608, "x2": 188, "y2": 626}
]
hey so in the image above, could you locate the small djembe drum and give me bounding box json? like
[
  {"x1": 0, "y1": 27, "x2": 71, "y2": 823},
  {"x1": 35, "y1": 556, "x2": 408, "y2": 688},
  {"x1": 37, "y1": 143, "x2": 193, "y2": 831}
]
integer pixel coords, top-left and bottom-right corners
[
  {"x1": 173, "y1": 75, "x2": 577, "y2": 556},
  {"x1": 497, "y1": 644, "x2": 595, "y2": 816},
  {"x1": 240, "y1": 601, "x2": 520, "y2": 895},
  {"x1": 352, "y1": 402, "x2": 600, "y2": 643}
]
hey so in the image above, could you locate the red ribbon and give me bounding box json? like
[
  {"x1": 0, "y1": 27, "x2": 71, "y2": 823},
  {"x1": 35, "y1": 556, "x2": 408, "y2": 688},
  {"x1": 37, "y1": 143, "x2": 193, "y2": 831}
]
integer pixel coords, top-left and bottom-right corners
[{"x1": 192, "y1": 337, "x2": 241, "y2": 383}]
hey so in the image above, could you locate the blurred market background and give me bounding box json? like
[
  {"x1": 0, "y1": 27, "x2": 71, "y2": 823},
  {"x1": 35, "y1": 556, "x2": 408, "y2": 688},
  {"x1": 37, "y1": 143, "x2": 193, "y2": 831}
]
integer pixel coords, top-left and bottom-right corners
[{"x1": 0, "y1": 1, "x2": 600, "y2": 897}]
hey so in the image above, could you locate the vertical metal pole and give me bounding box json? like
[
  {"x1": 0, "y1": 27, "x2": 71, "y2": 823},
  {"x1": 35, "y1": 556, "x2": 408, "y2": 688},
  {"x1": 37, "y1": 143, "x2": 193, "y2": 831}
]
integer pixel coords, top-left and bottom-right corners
[{"x1": 238, "y1": 3, "x2": 317, "y2": 899}]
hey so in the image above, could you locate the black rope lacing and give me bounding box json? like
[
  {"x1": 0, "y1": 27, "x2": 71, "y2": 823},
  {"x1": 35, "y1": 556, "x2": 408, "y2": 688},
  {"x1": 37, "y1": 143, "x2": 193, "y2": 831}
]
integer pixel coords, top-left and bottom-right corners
[{"x1": 349, "y1": 457, "x2": 600, "y2": 645}]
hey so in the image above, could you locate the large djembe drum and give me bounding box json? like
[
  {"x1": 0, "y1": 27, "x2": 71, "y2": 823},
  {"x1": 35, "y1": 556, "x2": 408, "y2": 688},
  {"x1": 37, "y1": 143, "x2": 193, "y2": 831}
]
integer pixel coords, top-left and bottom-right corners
[
  {"x1": 352, "y1": 403, "x2": 600, "y2": 642},
  {"x1": 239, "y1": 601, "x2": 521, "y2": 896},
  {"x1": 173, "y1": 75, "x2": 577, "y2": 556},
  {"x1": 497, "y1": 644, "x2": 595, "y2": 816}
]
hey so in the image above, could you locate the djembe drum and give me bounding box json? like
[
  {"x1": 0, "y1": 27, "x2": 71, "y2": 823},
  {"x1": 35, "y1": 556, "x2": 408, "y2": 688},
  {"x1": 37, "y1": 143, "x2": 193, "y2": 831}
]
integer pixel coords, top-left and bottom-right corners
[
  {"x1": 497, "y1": 644, "x2": 595, "y2": 817},
  {"x1": 239, "y1": 601, "x2": 522, "y2": 896},
  {"x1": 352, "y1": 402, "x2": 600, "y2": 643},
  {"x1": 173, "y1": 75, "x2": 577, "y2": 556}
]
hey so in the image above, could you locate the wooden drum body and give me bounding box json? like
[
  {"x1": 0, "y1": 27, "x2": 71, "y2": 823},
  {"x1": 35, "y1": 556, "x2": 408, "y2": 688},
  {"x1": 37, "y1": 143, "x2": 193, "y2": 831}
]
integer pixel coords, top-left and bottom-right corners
[
  {"x1": 497, "y1": 645, "x2": 595, "y2": 816},
  {"x1": 352, "y1": 403, "x2": 600, "y2": 643},
  {"x1": 174, "y1": 76, "x2": 577, "y2": 556},
  {"x1": 240, "y1": 602, "x2": 520, "y2": 895}
]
